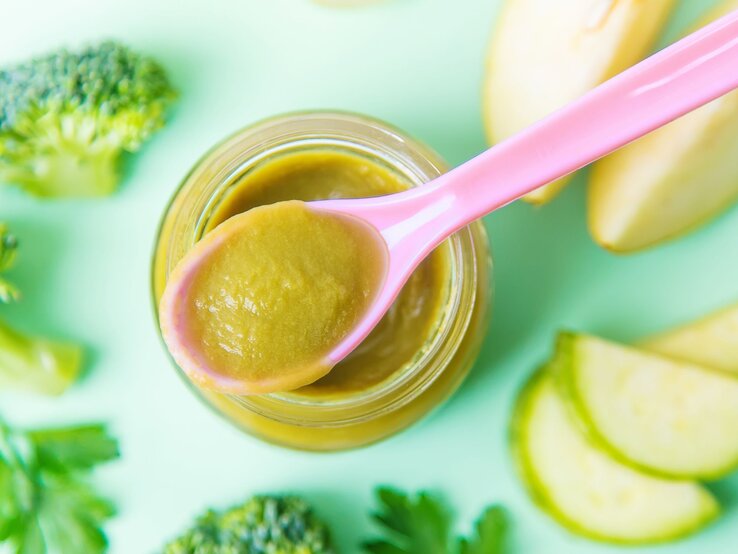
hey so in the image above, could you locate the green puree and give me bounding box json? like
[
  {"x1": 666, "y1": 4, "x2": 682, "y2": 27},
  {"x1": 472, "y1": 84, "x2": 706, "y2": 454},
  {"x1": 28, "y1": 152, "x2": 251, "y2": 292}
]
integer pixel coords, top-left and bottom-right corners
[{"x1": 206, "y1": 150, "x2": 451, "y2": 397}]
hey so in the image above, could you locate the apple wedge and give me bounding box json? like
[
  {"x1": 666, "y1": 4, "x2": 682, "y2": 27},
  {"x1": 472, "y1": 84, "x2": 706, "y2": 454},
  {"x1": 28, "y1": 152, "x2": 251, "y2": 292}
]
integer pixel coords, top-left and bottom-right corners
[
  {"x1": 483, "y1": 0, "x2": 675, "y2": 204},
  {"x1": 589, "y1": 0, "x2": 738, "y2": 252},
  {"x1": 312, "y1": 0, "x2": 384, "y2": 6},
  {"x1": 512, "y1": 372, "x2": 718, "y2": 543},
  {"x1": 553, "y1": 332, "x2": 738, "y2": 479},
  {"x1": 642, "y1": 304, "x2": 738, "y2": 374}
]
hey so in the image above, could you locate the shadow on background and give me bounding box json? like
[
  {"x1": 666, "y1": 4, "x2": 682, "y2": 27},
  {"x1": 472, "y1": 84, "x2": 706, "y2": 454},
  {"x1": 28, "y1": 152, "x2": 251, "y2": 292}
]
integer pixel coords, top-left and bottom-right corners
[
  {"x1": 462, "y1": 171, "x2": 592, "y2": 392},
  {"x1": 1, "y1": 215, "x2": 71, "y2": 336},
  {"x1": 299, "y1": 488, "x2": 369, "y2": 553}
]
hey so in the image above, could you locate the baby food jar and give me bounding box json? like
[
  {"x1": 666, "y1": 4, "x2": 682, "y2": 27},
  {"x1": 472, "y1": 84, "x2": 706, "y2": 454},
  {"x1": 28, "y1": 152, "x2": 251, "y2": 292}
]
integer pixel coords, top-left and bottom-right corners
[{"x1": 152, "y1": 112, "x2": 492, "y2": 451}]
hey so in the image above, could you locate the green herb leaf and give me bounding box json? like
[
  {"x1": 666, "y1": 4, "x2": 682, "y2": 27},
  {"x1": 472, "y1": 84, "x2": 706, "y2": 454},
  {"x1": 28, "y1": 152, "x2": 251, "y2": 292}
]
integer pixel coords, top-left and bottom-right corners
[
  {"x1": 29, "y1": 425, "x2": 120, "y2": 473},
  {"x1": 0, "y1": 417, "x2": 118, "y2": 554},
  {"x1": 364, "y1": 488, "x2": 509, "y2": 554},
  {"x1": 36, "y1": 476, "x2": 116, "y2": 553},
  {"x1": 458, "y1": 506, "x2": 507, "y2": 554},
  {"x1": 363, "y1": 487, "x2": 452, "y2": 554}
]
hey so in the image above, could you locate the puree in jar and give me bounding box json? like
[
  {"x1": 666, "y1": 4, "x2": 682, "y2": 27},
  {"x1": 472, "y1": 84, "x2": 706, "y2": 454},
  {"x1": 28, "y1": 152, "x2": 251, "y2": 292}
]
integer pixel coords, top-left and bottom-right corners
[
  {"x1": 159, "y1": 200, "x2": 387, "y2": 394},
  {"x1": 204, "y1": 150, "x2": 451, "y2": 398}
]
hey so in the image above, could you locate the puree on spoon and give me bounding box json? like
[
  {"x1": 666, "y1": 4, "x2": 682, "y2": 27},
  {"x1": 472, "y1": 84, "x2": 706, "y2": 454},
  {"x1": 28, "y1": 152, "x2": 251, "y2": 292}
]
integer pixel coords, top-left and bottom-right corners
[
  {"x1": 199, "y1": 150, "x2": 452, "y2": 399},
  {"x1": 159, "y1": 200, "x2": 387, "y2": 394}
]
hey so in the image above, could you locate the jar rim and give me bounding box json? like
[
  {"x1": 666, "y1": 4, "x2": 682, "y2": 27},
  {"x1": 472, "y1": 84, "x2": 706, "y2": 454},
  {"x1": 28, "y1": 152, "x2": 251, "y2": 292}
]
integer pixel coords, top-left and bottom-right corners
[{"x1": 153, "y1": 111, "x2": 482, "y2": 427}]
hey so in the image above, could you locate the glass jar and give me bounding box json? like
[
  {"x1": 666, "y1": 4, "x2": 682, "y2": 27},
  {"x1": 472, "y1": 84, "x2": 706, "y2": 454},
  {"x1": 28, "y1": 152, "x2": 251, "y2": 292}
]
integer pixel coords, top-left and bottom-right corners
[{"x1": 152, "y1": 112, "x2": 492, "y2": 451}]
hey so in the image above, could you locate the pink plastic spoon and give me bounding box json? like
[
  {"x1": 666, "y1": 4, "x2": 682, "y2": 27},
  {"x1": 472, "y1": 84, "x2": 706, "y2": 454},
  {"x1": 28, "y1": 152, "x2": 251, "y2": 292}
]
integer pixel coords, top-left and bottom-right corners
[{"x1": 313, "y1": 8, "x2": 738, "y2": 367}]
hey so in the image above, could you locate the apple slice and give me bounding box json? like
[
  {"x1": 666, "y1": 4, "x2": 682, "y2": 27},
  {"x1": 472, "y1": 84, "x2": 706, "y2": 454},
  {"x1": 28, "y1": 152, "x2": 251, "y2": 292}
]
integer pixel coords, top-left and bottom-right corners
[
  {"x1": 483, "y1": 0, "x2": 675, "y2": 204},
  {"x1": 512, "y1": 372, "x2": 718, "y2": 543},
  {"x1": 642, "y1": 304, "x2": 738, "y2": 374},
  {"x1": 553, "y1": 332, "x2": 738, "y2": 479},
  {"x1": 589, "y1": 0, "x2": 738, "y2": 252}
]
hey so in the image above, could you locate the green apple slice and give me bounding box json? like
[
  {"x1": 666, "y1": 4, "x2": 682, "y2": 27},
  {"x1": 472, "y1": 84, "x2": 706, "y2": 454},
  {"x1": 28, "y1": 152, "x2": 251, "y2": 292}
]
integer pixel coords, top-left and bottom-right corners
[
  {"x1": 589, "y1": 0, "x2": 738, "y2": 252},
  {"x1": 483, "y1": 0, "x2": 675, "y2": 204},
  {"x1": 513, "y1": 372, "x2": 718, "y2": 543},
  {"x1": 642, "y1": 304, "x2": 738, "y2": 373},
  {"x1": 554, "y1": 332, "x2": 738, "y2": 479}
]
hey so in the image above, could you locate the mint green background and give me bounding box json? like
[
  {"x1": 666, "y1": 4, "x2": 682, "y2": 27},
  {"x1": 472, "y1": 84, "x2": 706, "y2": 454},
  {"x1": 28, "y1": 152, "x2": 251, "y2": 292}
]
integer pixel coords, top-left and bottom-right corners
[{"x1": 2, "y1": 0, "x2": 738, "y2": 552}]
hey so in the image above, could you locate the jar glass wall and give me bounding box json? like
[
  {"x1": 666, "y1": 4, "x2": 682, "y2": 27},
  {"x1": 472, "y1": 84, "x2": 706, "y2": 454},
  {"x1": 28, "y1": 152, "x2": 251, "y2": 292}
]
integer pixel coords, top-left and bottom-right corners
[{"x1": 152, "y1": 112, "x2": 492, "y2": 451}]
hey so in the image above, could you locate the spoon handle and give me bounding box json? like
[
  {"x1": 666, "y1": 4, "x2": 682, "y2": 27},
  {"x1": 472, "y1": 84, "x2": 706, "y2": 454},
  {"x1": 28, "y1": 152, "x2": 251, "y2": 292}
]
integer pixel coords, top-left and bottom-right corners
[
  {"x1": 427, "y1": 8, "x2": 738, "y2": 235},
  {"x1": 318, "y1": 9, "x2": 738, "y2": 367}
]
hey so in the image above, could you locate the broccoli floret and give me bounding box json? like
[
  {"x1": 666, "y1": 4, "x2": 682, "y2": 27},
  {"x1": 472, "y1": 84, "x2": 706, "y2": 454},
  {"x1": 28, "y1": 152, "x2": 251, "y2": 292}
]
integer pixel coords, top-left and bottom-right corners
[
  {"x1": 0, "y1": 224, "x2": 82, "y2": 394},
  {"x1": 0, "y1": 41, "x2": 176, "y2": 198},
  {"x1": 164, "y1": 495, "x2": 335, "y2": 554}
]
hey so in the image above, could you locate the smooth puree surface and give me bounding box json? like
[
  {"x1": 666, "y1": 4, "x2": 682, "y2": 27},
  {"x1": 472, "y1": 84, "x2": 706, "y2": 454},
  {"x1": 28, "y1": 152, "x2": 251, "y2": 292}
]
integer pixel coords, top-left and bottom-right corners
[
  {"x1": 161, "y1": 200, "x2": 387, "y2": 393},
  {"x1": 206, "y1": 150, "x2": 451, "y2": 397}
]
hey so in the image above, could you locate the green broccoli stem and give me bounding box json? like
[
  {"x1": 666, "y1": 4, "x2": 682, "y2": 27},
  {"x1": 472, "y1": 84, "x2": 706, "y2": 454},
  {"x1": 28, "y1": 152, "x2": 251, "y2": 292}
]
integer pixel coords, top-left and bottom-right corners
[
  {"x1": 0, "y1": 279, "x2": 20, "y2": 304},
  {"x1": 17, "y1": 143, "x2": 121, "y2": 198},
  {"x1": 0, "y1": 225, "x2": 19, "y2": 303},
  {"x1": 0, "y1": 318, "x2": 83, "y2": 395}
]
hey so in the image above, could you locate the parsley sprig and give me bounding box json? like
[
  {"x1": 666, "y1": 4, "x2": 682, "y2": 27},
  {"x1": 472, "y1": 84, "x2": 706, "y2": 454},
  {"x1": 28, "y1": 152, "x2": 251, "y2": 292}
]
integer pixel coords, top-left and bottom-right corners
[
  {"x1": 458, "y1": 506, "x2": 507, "y2": 554},
  {"x1": 364, "y1": 487, "x2": 508, "y2": 554},
  {"x1": 0, "y1": 418, "x2": 118, "y2": 553}
]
